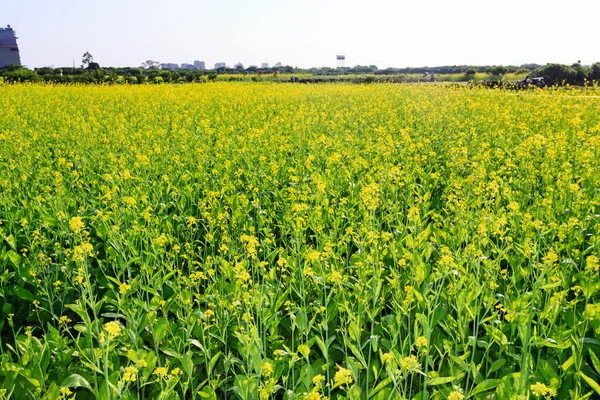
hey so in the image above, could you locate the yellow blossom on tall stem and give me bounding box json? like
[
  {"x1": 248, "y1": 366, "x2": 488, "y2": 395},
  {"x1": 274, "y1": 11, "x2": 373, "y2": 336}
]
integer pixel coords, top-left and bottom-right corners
[
  {"x1": 333, "y1": 366, "x2": 353, "y2": 388},
  {"x1": 104, "y1": 321, "x2": 121, "y2": 339}
]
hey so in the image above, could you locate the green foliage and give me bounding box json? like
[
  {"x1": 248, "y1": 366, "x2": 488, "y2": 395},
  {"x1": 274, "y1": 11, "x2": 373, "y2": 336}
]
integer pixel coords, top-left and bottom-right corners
[
  {"x1": 590, "y1": 63, "x2": 600, "y2": 82},
  {"x1": 465, "y1": 68, "x2": 477, "y2": 77},
  {"x1": 1, "y1": 68, "x2": 41, "y2": 83},
  {"x1": 486, "y1": 65, "x2": 508, "y2": 76},
  {"x1": 534, "y1": 63, "x2": 578, "y2": 86}
]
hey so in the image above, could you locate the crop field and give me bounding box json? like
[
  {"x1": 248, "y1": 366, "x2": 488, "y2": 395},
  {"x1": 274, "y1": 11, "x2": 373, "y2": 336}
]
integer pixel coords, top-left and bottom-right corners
[{"x1": 0, "y1": 83, "x2": 599, "y2": 400}]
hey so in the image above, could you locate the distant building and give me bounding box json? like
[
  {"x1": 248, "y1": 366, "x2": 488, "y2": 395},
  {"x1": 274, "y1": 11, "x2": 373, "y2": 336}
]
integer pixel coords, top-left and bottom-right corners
[
  {"x1": 214, "y1": 62, "x2": 226, "y2": 69},
  {"x1": 194, "y1": 60, "x2": 205, "y2": 70},
  {"x1": 180, "y1": 63, "x2": 195, "y2": 70},
  {"x1": 261, "y1": 62, "x2": 269, "y2": 68},
  {"x1": 0, "y1": 25, "x2": 21, "y2": 68},
  {"x1": 274, "y1": 62, "x2": 282, "y2": 68},
  {"x1": 234, "y1": 62, "x2": 244, "y2": 70},
  {"x1": 160, "y1": 63, "x2": 179, "y2": 70}
]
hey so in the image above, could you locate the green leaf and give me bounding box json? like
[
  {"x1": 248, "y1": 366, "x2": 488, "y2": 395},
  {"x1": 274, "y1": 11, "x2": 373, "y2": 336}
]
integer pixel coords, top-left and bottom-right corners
[
  {"x1": 297, "y1": 344, "x2": 310, "y2": 361},
  {"x1": 427, "y1": 376, "x2": 456, "y2": 385},
  {"x1": 347, "y1": 384, "x2": 362, "y2": 399},
  {"x1": 61, "y1": 374, "x2": 93, "y2": 392},
  {"x1": 489, "y1": 358, "x2": 506, "y2": 374},
  {"x1": 66, "y1": 302, "x2": 87, "y2": 320},
  {"x1": 4, "y1": 234, "x2": 16, "y2": 250},
  {"x1": 369, "y1": 377, "x2": 392, "y2": 397},
  {"x1": 315, "y1": 336, "x2": 328, "y2": 359},
  {"x1": 7, "y1": 250, "x2": 20, "y2": 267},
  {"x1": 197, "y1": 385, "x2": 217, "y2": 399},
  {"x1": 14, "y1": 286, "x2": 35, "y2": 302},
  {"x1": 469, "y1": 379, "x2": 500, "y2": 397},
  {"x1": 562, "y1": 355, "x2": 575, "y2": 372},
  {"x1": 579, "y1": 371, "x2": 600, "y2": 395},
  {"x1": 208, "y1": 351, "x2": 222, "y2": 376},
  {"x1": 589, "y1": 350, "x2": 600, "y2": 376},
  {"x1": 295, "y1": 310, "x2": 307, "y2": 331},
  {"x1": 181, "y1": 353, "x2": 194, "y2": 376},
  {"x1": 348, "y1": 320, "x2": 360, "y2": 342}
]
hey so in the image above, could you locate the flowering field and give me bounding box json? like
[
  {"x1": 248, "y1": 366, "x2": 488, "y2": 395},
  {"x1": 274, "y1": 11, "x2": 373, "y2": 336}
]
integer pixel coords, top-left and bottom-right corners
[{"x1": 0, "y1": 83, "x2": 599, "y2": 400}]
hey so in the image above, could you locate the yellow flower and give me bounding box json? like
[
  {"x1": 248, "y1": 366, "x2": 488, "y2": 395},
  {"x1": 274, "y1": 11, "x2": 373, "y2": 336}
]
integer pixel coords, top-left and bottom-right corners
[
  {"x1": 69, "y1": 216, "x2": 85, "y2": 233},
  {"x1": 586, "y1": 255, "x2": 599, "y2": 272},
  {"x1": 186, "y1": 216, "x2": 197, "y2": 227},
  {"x1": 333, "y1": 366, "x2": 353, "y2": 387},
  {"x1": 170, "y1": 367, "x2": 183, "y2": 376},
  {"x1": 154, "y1": 367, "x2": 168, "y2": 378},
  {"x1": 382, "y1": 352, "x2": 394, "y2": 364},
  {"x1": 59, "y1": 387, "x2": 73, "y2": 398},
  {"x1": 416, "y1": 336, "x2": 428, "y2": 348},
  {"x1": 123, "y1": 196, "x2": 136, "y2": 207},
  {"x1": 312, "y1": 374, "x2": 325, "y2": 390},
  {"x1": 104, "y1": 321, "x2": 121, "y2": 339},
  {"x1": 121, "y1": 366, "x2": 138, "y2": 382},
  {"x1": 72, "y1": 242, "x2": 94, "y2": 262},
  {"x1": 119, "y1": 282, "x2": 131, "y2": 294},
  {"x1": 448, "y1": 391, "x2": 464, "y2": 400},
  {"x1": 305, "y1": 392, "x2": 322, "y2": 400},
  {"x1": 262, "y1": 362, "x2": 274, "y2": 378},
  {"x1": 530, "y1": 382, "x2": 554, "y2": 397},
  {"x1": 399, "y1": 355, "x2": 420, "y2": 371},
  {"x1": 59, "y1": 315, "x2": 72, "y2": 324},
  {"x1": 136, "y1": 359, "x2": 148, "y2": 368},
  {"x1": 154, "y1": 233, "x2": 168, "y2": 247}
]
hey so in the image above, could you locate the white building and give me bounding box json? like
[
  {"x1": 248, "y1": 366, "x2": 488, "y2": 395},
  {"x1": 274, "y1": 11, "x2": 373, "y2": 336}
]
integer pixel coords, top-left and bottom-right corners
[
  {"x1": 194, "y1": 60, "x2": 205, "y2": 70},
  {"x1": 261, "y1": 62, "x2": 269, "y2": 68},
  {"x1": 274, "y1": 62, "x2": 282, "y2": 68},
  {"x1": 214, "y1": 62, "x2": 226, "y2": 69}
]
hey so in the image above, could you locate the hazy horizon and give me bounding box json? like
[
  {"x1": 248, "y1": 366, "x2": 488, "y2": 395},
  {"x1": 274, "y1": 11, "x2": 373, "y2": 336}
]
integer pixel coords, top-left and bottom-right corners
[{"x1": 4, "y1": 0, "x2": 600, "y2": 70}]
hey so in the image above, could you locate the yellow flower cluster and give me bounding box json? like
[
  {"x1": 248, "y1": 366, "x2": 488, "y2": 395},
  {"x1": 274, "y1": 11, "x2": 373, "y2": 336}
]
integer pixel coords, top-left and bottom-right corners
[{"x1": 104, "y1": 321, "x2": 121, "y2": 339}]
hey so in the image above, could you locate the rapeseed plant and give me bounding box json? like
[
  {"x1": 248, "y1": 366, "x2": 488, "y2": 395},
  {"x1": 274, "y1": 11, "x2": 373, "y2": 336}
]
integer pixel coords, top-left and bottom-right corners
[{"x1": 0, "y1": 82, "x2": 599, "y2": 399}]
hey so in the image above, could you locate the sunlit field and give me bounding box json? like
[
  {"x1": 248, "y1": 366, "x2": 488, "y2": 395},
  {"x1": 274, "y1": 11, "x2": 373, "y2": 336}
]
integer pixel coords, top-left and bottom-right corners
[{"x1": 1, "y1": 82, "x2": 600, "y2": 400}]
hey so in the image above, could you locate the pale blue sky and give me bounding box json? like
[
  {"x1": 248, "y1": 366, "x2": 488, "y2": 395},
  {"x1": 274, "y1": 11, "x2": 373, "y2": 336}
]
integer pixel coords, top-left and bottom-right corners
[{"x1": 4, "y1": 0, "x2": 600, "y2": 69}]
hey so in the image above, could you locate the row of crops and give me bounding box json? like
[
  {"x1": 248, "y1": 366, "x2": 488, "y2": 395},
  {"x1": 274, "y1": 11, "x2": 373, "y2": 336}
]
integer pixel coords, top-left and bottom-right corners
[{"x1": 0, "y1": 83, "x2": 599, "y2": 399}]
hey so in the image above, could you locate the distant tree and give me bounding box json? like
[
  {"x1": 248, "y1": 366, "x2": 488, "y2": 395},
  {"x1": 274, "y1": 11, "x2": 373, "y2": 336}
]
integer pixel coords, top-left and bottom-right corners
[
  {"x1": 159, "y1": 70, "x2": 173, "y2": 83},
  {"x1": 520, "y1": 63, "x2": 541, "y2": 70},
  {"x1": 2, "y1": 67, "x2": 41, "y2": 83},
  {"x1": 35, "y1": 67, "x2": 55, "y2": 76},
  {"x1": 368, "y1": 65, "x2": 378, "y2": 71},
  {"x1": 590, "y1": 62, "x2": 600, "y2": 82},
  {"x1": 571, "y1": 62, "x2": 588, "y2": 85},
  {"x1": 465, "y1": 68, "x2": 477, "y2": 77},
  {"x1": 141, "y1": 60, "x2": 160, "y2": 69},
  {"x1": 364, "y1": 76, "x2": 375, "y2": 84},
  {"x1": 534, "y1": 64, "x2": 577, "y2": 86},
  {"x1": 81, "y1": 52, "x2": 94, "y2": 68},
  {"x1": 87, "y1": 62, "x2": 100, "y2": 70},
  {"x1": 486, "y1": 65, "x2": 508, "y2": 76},
  {"x1": 1, "y1": 64, "x2": 23, "y2": 72}
]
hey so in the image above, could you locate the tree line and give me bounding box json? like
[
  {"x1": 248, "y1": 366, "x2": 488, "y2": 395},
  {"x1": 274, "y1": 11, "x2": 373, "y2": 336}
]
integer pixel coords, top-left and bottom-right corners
[{"x1": 2, "y1": 61, "x2": 599, "y2": 86}]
